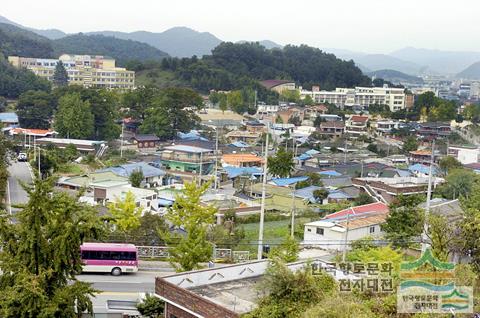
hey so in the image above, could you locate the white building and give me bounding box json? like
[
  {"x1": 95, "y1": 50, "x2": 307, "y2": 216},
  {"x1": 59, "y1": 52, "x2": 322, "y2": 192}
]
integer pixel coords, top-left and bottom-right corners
[
  {"x1": 448, "y1": 145, "x2": 480, "y2": 164},
  {"x1": 300, "y1": 85, "x2": 406, "y2": 112},
  {"x1": 375, "y1": 120, "x2": 401, "y2": 135},
  {"x1": 303, "y1": 202, "x2": 389, "y2": 250}
]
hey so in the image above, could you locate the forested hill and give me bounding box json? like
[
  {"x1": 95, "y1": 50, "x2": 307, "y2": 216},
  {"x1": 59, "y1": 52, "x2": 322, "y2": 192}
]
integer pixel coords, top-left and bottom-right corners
[
  {"x1": 0, "y1": 23, "x2": 169, "y2": 65},
  {"x1": 0, "y1": 23, "x2": 54, "y2": 58},
  {"x1": 139, "y1": 42, "x2": 372, "y2": 92},
  {"x1": 53, "y1": 34, "x2": 169, "y2": 65}
]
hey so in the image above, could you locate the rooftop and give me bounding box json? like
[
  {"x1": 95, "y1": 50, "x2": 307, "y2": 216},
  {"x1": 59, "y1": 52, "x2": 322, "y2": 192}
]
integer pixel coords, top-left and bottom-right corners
[
  {"x1": 259, "y1": 79, "x2": 295, "y2": 90},
  {"x1": 99, "y1": 162, "x2": 166, "y2": 178},
  {"x1": 0, "y1": 112, "x2": 18, "y2": 123},
  {"x1": 222, "y1": 153, "x2": 263, "y2": 165},
  {"x1": 133, "y1": 134, "x2": 160, "y2": 142},
  {"x1": 163, "y1": 144, "x2": 214, "y2": 153},
  {"x1": 324, "y1": 202, "x2": 389, "y2": 220}
]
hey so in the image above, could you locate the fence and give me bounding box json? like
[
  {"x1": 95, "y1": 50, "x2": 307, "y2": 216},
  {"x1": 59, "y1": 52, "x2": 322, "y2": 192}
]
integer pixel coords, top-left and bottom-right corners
[{"x1": 138, "y1": 246, "x2": 250, "y2": 263}]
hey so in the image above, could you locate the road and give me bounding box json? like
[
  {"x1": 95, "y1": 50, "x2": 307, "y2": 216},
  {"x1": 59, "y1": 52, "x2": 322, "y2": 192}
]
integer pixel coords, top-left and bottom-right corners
[
  {"x1": 6, "y1": 161, "x2": 33, "y2": 214},
  {"x1": 78, "y1": 270, "x2": 174, "y2": 315}
]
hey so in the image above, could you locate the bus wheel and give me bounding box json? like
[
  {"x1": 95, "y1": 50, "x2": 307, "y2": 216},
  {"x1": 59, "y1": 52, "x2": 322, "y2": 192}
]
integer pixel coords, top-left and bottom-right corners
[{"x1": 111, "y1": 267, "x2": 122, "y2": 276}]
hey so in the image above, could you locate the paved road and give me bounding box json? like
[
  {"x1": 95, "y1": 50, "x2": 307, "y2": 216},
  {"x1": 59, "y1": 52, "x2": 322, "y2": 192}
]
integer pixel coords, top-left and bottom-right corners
[
  {"x1": 78, "y1": 270, "x2": 174, "y2": 315},
  {"x1": 6, "y1": 161, "x2": 33, "y2": 214}
]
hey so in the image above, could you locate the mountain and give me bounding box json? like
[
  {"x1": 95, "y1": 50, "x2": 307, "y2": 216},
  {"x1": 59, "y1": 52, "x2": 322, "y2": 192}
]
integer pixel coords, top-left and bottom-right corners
[
  {"x1": 457, "y1": 61, "x2": 480, "y2": 79},
  {"x1": 87, "y1": 27, "x2": 222, "y2": 58},
  {"x1": 367, "y1": 69, "x2": 424, "y2": 84},
  {"x1": 0, "y1": 14, "x2": 66, "y2": 40},
  {"x1": 53, "y1": 34, "x2": 168, "y2": 65},
  {"x1": 391, "y1": 47, "x2": 480, "y2": 75},
  {"x1": 353, "y1": 54, "x2": 425, "y2": 76},
  {"x1": 0, "y1": 23, "x2": 54, "y2": 58},
  {"x1": 237, "y1": 40, "x2": 283, "y2": 49}
]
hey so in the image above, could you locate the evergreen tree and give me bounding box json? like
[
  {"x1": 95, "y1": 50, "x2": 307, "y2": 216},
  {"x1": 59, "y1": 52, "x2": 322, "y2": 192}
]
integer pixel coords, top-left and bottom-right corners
[
  {"x1": 0, "y1": 178, "x2": 105, "y2": 317},
  {"x1": 53, "y1": 61, "x2": 69, "y2": 87},
  {"x1": 54, "y1": 93, "x2": 94, "y2": 139},
  {"x1": 267, "y1": 147, "x2": 294, "y2": 178},
  {"x1": 161, "y1": 181, "x2": 217, "y2": 272}
]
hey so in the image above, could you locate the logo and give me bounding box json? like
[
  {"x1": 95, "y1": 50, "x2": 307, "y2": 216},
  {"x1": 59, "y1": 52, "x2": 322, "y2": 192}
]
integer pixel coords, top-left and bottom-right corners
[{"x1": 397, "y1": 248, "x2": 473, "y2": 314}]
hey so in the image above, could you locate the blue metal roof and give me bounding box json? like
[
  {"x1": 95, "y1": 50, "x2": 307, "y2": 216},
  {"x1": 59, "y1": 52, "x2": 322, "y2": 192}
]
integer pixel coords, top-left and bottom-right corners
[
  {"x1": 408, "y1": 163, "x2": 439, "y2": 175},
  {"x1": 318, "y1": 170, "x2": 342, "y2": 177},
  {"x1": 230, "y1": 141, "x2": 251, "y2": 148},
  {"x1": 305, "y1": 149, "x2": 320, "y2": 156},
  {"x1": 224, "y1": 167, "x2": 263, "y2": 179},
  {"x1": 100, "y1": 162, "x2": 166, "y2": 178},
  {"x1": 271, "y1": 176, "x2": 309, "y2": 186},
  {"x1": 0, "y1": 112, "x2": 18, "y2": 123},
  {"x1": 297, "y1": 153, "x2": 312, "y2": 161},
  {"x1": 177, "y1": 130, "x2": 208, "y2": 141},
  {"x1": 327, "y1": 189, "x2": 352, "y2": 200},
  {"x1": 295, "y1": 185, "x2": 322, "y2": 202}
]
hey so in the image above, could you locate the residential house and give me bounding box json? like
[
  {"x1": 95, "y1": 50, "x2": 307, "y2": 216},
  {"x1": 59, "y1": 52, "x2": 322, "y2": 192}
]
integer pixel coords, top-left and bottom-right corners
[
  {"x1": 160, "y1": 144, "x2": 216, "y2": 182},
  {"x1": 222, "y1": 153, "x2": 263, "y2": 168},
  {"x1": 0, "y1": 112, "x2": 18, "y2": 127},
  {"x1": 225, "y1": 131, "x2": 261, "y2": 145},
  {"x1": 57, "y1": 171, "x2": 129, "y2": 190},
  {"x1": 100, "y1": 162, "x2": 166, "y2": 187},
  {"x1": 345, "y1": 115, "x2": 369, "y2": 136},
  {"x1": 256, "y1": 104, "x2": 279, "y2": 116},
  {"x1": 319, "y1": 121, "x2": 345, "y2": 137},
  {"x1": 448, "y1": 145, "x2": 480, "y2": 164},
  {"x1": 408, "y1": 163, "x2": 440, "y2": 177},
  {"x1": 303, "y1": 202, "x2": 389, "y2": 250},
  {"x1": 243, "y1": 121, "x2": 266, "y2": 133},
  {"x1": 276, "y1": 107, "x2": 304, "y2": 124},
  {"x1": 375, "y1": 120, "x2": 400, "y2": 135},
  {"x1": 417, "y1": 122, "x2": 451, "y2": 139},
  {"x1": 304, "y1": 104, "x2": 328, "y2": 120},
  {"x1": 409, "y1": 150, "x2": 441, "y2": 164},
  {"x1": 132, "y1": 134, "x2": 161, "y2": 149}
]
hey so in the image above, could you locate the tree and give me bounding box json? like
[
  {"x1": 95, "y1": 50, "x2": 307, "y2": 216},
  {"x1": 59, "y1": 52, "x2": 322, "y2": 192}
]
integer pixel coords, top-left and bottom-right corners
[
  {"x1": 227, "y1": 90, "x2": 244, "y2": 113},
  {"x1": 54, "y1": 93, "x2": 94, "y2": 139},
  {"x1": 128, "y1": 212, "x2": 166, "y2": 246},
  {"x1": 218, "y1": 93, "x2": 228, "y2": 113},
  {"x1": 16, "y1": 90, "x2": 56, "y2": 129},
  {"x1": 108, "y1": 191, "x2": 142, "y2": 240},
  {"x1": 438, "y1": 168, "x2": 479, "y2": 200},
  {"x1": 0, "y1": 96, "x2": 6, "y2": 112},
  {"x1": 244, "y1": 259, "x2": 337, "y2": 318},
  {"x1": 303, "y1": 95, "x2": 314, "y2": 106},
  {"x1": 0, "y1": 178, "x2": 104, "y2": 317},
  {"x1": 140, "y1": 88, "x2": 202, "y2": 140},
  {"x1": 427, "y1": 214, "x2": 457, "y2": 262},
  {"x1": 381, "y1": 195, "x2": 424, "y2": 248},
  {"x1": 402, "y1": 136, "x2": 418, "y2": 153},
  {"x1": 354, "y1": 193, "x2": 374, "y2": 206},
  {"x1": 439, "y1": 156, "x2": 463, "y2": 175},
  {"x1": 268, "y1": 235, "x2": 299, "y2": 262},
  {"x1": 122, "y1": 86, "x2": 155, "y2": 121},
  {"x1": 460, "y1": 183, "x2": 480, "y2": 272},
  {"x1": 53, "y1": 61, "x2": 69, "y2": 87},
  {"x1": 129, "y1": 169, "x2": 144, "y2": 187},
  {"x1": 280, "y1": 89, "x2": 300, "y2": 103},
  {"x1": 0, "y1": 134, "x2": 13, "y2": 207},
  {"x1": 161, "y1": 181, "x2": 217, "y2": 272},
  {"x1": 313, "y1": 189, "x2": 329, "y2": 202},
  {"x1": 136, "y1": 295, "x2": 164, "y2": 318},
  {"x1": 268, "y1": 147, "x2": 294, "y2": 178}
]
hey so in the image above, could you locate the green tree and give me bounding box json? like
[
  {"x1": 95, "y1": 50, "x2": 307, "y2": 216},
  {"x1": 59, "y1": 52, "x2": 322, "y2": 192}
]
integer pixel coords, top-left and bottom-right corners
[
  {"x1": 267, "y1": 147, "x2": 294, "y2": 177},
  {"x1": 128, "y1": 212, "x2": 166, "y2": 246},
  {"x1": 0, "y1": 177, "x2": 104, "y2": 317},
  {"x1": 140, "y1": 88, "x2": 202, "y2": 140},
  {"x1": 427, "y1": 214, "x2": 456, "y2": 262},
  {"x1": 438, "y1": 168, "x2": 479, "y2": 199},
  {"x1": 402, "y1": 136, "x2": 418, "y2": 153},
  {"x1": 0, "y1": 96, "x2": 6, "y2": 112},
  {"x1": 129, "y1": 169, "x2": 144, "y2": 187},
  {"x1": 0, "y1": 134, "x2": 13, "y2": 207},
  {"x1": 460, "y1": 183, "x2": 480, "y2": 272},
  {"x1": 268, "y1": 235, "x2": 299, "y2": 262},
  {"x1": 439, "y1": 156, "x2": 463, "y2": 175},
  {"x1": 313, "y1": 189, "x2": 329, "y2": 202},
  {"x1": 381, "y1": 195, "x2": 424, "y2": 248},
  {"x1": 245, "y1": 259, "x2": 336, "y2": 318},
  {"x1": 122, "y1": 86, "x2": 155, "y2": 121},
  {"x1": 53, "y1": 61, "x2": 69, "y2": 87},
  {"x1": 16, "y1": 90, "x2": 57, "y2": 129},
  {"x1": 136, "y1": 295, "x2": 164, "y2": 318},
  {"x1": 303, "y1": 95, "x2": 314, "y2": 106},
  {"x1": 280, "y1": 89, "x2": 300, "y2": 103},
  {"x1": 161, "y1": 181, "x2": 217, "y2": 272},
  {"x1": 227, "y1": 90, "x2": 244, "y2": 113},
  {"x1": 354, "y1": 193, "x2": 374, "y2": 206},
  {"x1": 108, "y1": 191, "x2": 142, "y2": 240},
  {"x1": 218, "y1": 93, "x2": 228, "y2": 113},
  {"x1": 64, "y1": 144, "x2": 79, "y2": 161},
  {"x1": 55, "y1": 93, "x2": 94, "y2": 139}
]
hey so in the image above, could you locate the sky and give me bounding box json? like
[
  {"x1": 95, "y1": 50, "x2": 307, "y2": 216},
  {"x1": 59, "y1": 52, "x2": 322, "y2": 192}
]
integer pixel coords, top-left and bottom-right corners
[{"x1": 2, "y1": 0, "x2": 480, "y2": 53}]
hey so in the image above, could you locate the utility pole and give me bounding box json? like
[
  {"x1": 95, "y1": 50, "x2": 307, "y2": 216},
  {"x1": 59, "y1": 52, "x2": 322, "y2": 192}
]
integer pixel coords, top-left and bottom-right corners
[
  {"x1": 214, "y1": 123, "x2": 219, "y2": 190},
  {"x1": 257, "y1": 123, "x2": 269, "y2": 260},
  {"x1": 421, "y1": 139, "x2": 435, "y2": 253},
  {"x1": 290, "y1": 182, "x2": 296, "y2": 237},
  {"x1": 37, "y1": 146, "x2": 41, "y2": 179},
  {"x1": 344, "y1": 139, "x2": 348, "y2": 164},
  {"x1": 342, "y1": 212, "x2": 351, "y2": 262},
  {"x1": 120, "y1": 120, "x2": 124, "y2": 158}
]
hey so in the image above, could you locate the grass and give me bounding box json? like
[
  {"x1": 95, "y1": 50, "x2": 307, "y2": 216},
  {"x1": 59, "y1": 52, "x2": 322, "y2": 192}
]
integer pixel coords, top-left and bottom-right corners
[
  {"x1": 236, "y1": 217, "x2": 311, "y2": 257},
  {"x1": 57, "y1": 163, "x2": 86, "y2": 175}
]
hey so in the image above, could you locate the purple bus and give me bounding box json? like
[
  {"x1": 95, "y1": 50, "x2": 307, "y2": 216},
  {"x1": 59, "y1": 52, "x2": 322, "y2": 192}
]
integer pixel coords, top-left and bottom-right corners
[{"x1": 80, "y1": 243, "x2": 138, "y2": 276}]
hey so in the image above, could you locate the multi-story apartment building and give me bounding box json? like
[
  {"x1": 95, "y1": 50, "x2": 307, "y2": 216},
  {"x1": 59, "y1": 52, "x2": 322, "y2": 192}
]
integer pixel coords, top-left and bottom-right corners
[
  {"x1": 8, "y1": 54, "x2": 135, "y2": 89},
  {"x1": 300, "y1": 85, "x2": 407, "y2": 112}
]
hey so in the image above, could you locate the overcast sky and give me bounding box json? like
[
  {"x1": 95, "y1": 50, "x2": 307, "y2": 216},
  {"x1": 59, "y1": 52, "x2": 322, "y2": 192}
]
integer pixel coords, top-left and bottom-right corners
[{"x1": 2, "y1": 0, "x2": 479, "y2": 53}]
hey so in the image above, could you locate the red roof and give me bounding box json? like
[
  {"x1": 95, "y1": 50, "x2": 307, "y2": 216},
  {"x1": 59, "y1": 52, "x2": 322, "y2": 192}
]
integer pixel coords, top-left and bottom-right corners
[
  {"x1": 10, "y1": 128, "x2": 55, "y2": 136},
  {"x1": 324, "y1": 202, "x2": 389, "y2": 220},
  {"x1": 350, "y1": 115, "x2": 369, "y2": 123}
]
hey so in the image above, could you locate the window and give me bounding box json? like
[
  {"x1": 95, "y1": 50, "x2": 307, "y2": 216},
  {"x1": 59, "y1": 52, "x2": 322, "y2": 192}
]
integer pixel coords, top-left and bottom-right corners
[
  {"x1": 81, "y1": 250, "x2": 136, "y2": 260},
  {"x1": 307, "y1": 228, "x2": 311, "y2": 232},
  {"x1": 316, "y1": 228, "x2": 324, "y2": 235},
  {"x1": 369, "y1": 226, "x2": 375, "y2": 234}
]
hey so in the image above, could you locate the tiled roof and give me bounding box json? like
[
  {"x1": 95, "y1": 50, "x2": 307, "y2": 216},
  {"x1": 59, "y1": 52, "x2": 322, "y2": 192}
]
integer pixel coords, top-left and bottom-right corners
[
  {"x1": 163, "y1": 144, "x2": 213, "y2": 153},
  {"x1": 133, "y1": 134, "x2": 160, "y2": 142},
  {"x1": 350, "y1": 115, "x2": 368, "y2": 122},
  {"x1": 325, "y1": 202, "x2": 389, "y2": 220},
  {"x1": 336, "y1": 212, "x2": 388, "y2": 230},
  {"x1": 222, "y1": 153, "x2": 263, "y2": 165},
  {"x1": 10, "y1": 128, "x2": 55, "y2": 136},
  {"x1": 100, "y1": 162, "x2": 166, "y2": 178}
]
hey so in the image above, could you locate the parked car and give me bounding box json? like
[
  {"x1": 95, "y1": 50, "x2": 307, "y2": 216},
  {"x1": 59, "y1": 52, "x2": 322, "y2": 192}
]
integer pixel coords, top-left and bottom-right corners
[{"x1": 17, "y1": 153, "x2": 27, "y2": 162}]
